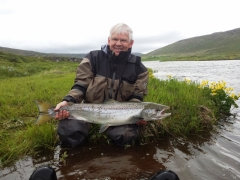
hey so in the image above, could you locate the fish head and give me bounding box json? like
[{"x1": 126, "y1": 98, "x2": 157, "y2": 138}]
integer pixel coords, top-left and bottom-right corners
[{"x1": 142, "y1": 102, "x2": 171, "y2": 120}]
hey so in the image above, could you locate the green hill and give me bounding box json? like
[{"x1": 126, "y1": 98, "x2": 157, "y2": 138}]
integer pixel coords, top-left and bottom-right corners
[
  {"x1": 1, "y1": 27, "x2": 240, "y2": 61},
  {"x1": 0, "y1": 46, "x2": 86, "y2": 59},
  {"x1": 0, "y1": 46, "x2": 142, "y2": 58},
  {"x1": 144, "y1": 28, "x2": 240, "y2": 61}
]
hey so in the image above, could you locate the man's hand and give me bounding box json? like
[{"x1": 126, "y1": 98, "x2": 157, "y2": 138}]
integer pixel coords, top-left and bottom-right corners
[
  {"x1": 137, "y1": 119, "x2": 147, "y2": 126},
  {"x1": 54, "y1": 101, "x2": 69, "y2": 120}
]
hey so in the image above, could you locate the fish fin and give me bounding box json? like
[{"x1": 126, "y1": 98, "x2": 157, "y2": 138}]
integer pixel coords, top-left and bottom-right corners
[
  {"x1": 35, "y1": 113, "x2": 52, "y2": 124},
  {"x1": 132, "y1": 116, "x2": 142, "y2": 123},
  {"x1": 35, "y1": 100, "x2": 54, "y2": 124},
  {"x1": 99, "y1": 125, "x2": 110, "y2": 133},
  {"x1": 35, "y1": 100, "x2": 53, "y2": 113}
]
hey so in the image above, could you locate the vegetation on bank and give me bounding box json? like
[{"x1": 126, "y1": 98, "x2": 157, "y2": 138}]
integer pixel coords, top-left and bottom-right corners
[
  {"x1": 0, "y1": 51, "x2": 79, "y2": 78},
  {"x1": 142, "y1": 54, "x2": 240, "y2": 61},
  {"x1": 0, "y1": 52, "x2": 239, "y2": 167},
  {"x1": 0, "y1": 46, "x2": 86, "y2": 59}
]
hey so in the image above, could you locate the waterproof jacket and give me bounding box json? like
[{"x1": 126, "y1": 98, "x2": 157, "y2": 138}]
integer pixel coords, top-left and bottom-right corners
[{"x1": 63, "y1": 45, "x2": 148, "y2": 103}]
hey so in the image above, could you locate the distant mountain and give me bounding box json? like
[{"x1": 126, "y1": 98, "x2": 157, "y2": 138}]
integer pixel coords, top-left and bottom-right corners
[
  {"x1": 0, "y1": 46, "x2": 143, "y2": 58},
  {"x1": 132, "y1": 52, "x2": 143, "y2": 56},
  {"x1": 145, "y1": 28, "x2": 240, "y2": 60},
  {"x1": 0, "y1": 46, "x2": 86, "y2": 58},
  {"x1": 2, "y1": 27, "x2": 240, "y2": 61}
]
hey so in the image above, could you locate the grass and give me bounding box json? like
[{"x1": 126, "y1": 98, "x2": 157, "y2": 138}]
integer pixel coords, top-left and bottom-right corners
[
  {"x1": 142, "y1": 54, "x2": 240, "y2": 61},
  {"x1": 0, "y1": 52, "x2": 239, "y2": 167},
  {"x1": 144, "y1": 77, "x2": 215, "y2": 135},
  {"x1": 0, "y1": 123, "x2": 57, "y2": 166}
]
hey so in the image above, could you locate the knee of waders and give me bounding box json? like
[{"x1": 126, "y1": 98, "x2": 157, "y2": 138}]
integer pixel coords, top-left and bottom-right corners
[
  {"x1": 57, "y1": 119, "x2": 90, "y2": 148},
  {"x1": 105, "y1": 124, "x2": 140, "y2": 146}
]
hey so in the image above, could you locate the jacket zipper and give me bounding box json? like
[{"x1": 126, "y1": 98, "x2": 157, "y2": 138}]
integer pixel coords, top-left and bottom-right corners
[
  {"x1": 109, "y1": 55, "x2": 130, "y2": 100},
  {"x1": 109, "y1": 58, "x2": 116, "y2": 99}
]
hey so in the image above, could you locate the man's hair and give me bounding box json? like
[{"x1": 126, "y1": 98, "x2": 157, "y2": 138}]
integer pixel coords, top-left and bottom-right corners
[{"x1": 109, "y1": 23, "x2": 133, "y2": 41}]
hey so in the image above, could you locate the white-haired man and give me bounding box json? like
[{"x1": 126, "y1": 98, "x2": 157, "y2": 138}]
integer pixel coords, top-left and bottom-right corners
[{"x1": 54, "y1": 23, "x2": 149, "y2": 148}]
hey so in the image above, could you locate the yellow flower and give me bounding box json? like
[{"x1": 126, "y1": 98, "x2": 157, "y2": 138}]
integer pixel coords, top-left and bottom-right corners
[
  {"x1": 184, "y1": 78, "x2": 191, "y2": 83},
  {"x1": 225, "y1": 87, "x2": 233, "y2": 94},
  {"x1": 209, "y1": 85, "x2": 214, "y2": 89},
  {"x1": 166, "y1": 75, "x2": 172, "y2": 79},
  {"x1": 148, "y1": 71, "x2": 155, "y2": 78},
  {"x1": 200, "y1": 80, "x2": 208, "y2": 88},
  {"x1": 211, "y1": 89, "x2": 216, "y2": 93}
]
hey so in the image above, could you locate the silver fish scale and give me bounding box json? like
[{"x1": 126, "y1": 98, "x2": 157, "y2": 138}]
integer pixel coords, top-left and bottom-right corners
[{"x1": 62, "y1": 102, "x2": 145, "y2": 125}]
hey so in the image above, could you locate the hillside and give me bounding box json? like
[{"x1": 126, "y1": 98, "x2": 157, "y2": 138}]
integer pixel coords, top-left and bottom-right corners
[
  {"x1": 0, "y1": 46, "x2": 86, "y2": 58},
  {"x1": 0, "y1": 46, "x2": 142, "y2": 58},
  {"x1": 145, "y1": 28, "x2": 240, "y2": 60},
  {"x1": 1, "y1": 27, "x2": 240, "y2": 61}
]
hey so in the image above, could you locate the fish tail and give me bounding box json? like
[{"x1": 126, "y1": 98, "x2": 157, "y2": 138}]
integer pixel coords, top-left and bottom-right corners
[{"x1": 35, "y1": 100, "x2": 54, "y2": 124}]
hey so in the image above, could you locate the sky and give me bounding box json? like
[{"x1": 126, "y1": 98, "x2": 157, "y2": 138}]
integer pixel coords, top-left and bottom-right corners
[{"x1": 0, "y1": 0, "x2": 239, "y2": 54}]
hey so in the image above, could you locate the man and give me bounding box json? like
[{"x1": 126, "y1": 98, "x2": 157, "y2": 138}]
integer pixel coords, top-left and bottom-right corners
[{"x1": 54, "y1": 23, "x2": 149, "y2": 148}]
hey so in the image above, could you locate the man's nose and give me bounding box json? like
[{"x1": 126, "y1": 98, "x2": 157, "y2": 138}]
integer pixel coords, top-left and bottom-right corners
[{"x1": 116, "y1": 40, "x2": 122, "y2": 45}]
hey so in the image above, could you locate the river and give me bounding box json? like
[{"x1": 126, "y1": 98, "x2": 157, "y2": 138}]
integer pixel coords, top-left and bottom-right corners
[{"x1": 1, "y1": 60, "x2": 240, "y2": 180}]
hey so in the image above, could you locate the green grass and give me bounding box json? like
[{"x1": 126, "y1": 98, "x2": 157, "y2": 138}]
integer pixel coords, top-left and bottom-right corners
[
  {"x1": 142, "y1": 54, "x2": 240, "y2": 61},
  {"x1": 0, "y1": 123, "x2": 57, "y2": 167},
  {"x1": 144, "y1": 77, "x2": 217, "y2": 136},
  {"x1": 0, "y1": 52, "x2": 238, "y2": 167},
  {"x1": 0, "y1": 51, "x2": 78, "y2": 78}
]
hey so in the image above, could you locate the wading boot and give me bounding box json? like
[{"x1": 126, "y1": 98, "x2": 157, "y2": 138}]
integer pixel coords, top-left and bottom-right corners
[{"x1": 29, "y1": 166, "x2": 57, "y2": 180}]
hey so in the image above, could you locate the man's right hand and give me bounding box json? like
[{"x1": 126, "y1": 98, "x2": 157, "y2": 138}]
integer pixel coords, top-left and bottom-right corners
[{"x1": 54, "y1": 101, "x2": 70, "y2": 120}]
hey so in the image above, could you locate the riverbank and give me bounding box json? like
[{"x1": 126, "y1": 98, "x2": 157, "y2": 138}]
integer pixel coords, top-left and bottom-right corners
[
  {"x1": 0, "y1": 58, "x2": 239, "y2": 167},
  {"x1": 142, "y1": 55, "x2": 240, "y2": 61}
]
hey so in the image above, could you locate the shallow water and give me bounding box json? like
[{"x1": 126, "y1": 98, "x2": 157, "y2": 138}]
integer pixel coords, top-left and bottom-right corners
[{"x1": 1, "y1": 60, "x2": 240, "y2": 180}]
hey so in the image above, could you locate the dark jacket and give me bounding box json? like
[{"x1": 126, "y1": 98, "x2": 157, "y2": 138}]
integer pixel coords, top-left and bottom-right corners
[{"x1": 63, "y1": 45, "x2": 148, "y2": 103}]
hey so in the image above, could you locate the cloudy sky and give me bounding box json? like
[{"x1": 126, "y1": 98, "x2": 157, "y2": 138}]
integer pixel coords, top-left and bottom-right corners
[{"x1": 0, "y1": 0, "x2": 239, "y2": 54}]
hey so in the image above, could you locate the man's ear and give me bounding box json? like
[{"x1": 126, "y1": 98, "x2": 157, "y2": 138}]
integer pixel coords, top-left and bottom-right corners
[{"x1": 129, "y1": 40, "x2": 134, "y2": 48}]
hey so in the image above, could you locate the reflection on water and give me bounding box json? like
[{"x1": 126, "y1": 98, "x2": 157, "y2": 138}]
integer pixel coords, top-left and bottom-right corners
[{"x1": 1, "y1": 60, "x2": 240, "y2": 180}]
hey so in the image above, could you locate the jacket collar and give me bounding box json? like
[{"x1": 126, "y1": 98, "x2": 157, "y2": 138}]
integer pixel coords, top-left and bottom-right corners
[{"x1": 101, "y1": 44, "x2": 132, "y2": 61}]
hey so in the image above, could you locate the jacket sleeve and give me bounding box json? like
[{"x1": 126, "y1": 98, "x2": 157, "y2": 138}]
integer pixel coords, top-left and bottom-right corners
[
  {"x1": 63, "y1": 58, "x2": 94, "y2": 103},
  {"x1": 128, "y1": 70, "x2": 149, "y2": 102}
]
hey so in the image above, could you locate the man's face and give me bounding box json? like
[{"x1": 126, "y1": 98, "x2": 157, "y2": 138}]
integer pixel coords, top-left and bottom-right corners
[{"x1": 108, "y1": 33, "x2": 134, "y2": 56}]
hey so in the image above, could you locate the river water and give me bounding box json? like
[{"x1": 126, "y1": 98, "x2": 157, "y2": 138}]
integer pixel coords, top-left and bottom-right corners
[{"x1": 1, "y1": 60, "x2": 240, "y2": 180}]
